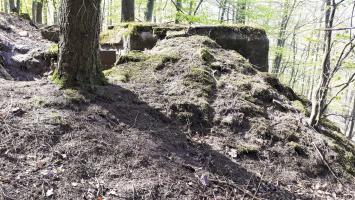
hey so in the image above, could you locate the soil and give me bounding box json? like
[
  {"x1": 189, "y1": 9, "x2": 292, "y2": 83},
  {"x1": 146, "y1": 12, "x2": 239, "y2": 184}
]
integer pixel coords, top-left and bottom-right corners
[{"x1": 1, "y1": 14, "x2": 355, "y2": 200}]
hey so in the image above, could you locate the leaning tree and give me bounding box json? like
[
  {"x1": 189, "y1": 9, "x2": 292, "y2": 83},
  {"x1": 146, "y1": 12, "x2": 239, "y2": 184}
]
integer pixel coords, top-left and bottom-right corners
[{"x1": 53, "y1": 0, "x2": 104, "y2": 87}]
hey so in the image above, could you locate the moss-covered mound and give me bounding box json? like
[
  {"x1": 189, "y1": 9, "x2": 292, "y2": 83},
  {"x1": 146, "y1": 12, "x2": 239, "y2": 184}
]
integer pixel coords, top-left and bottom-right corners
[
  {"x1": 103, "y1": 35, "x2": 355, "y2": 198},
  {"x1": 1, "y1": 33, "x2": 354, "y2": 199}
]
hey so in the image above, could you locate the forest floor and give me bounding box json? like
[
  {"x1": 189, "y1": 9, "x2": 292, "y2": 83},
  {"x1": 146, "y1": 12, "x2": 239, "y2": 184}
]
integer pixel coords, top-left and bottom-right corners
[{"x1": 1, "y1": 14, "x2": 355, "y2": 200}]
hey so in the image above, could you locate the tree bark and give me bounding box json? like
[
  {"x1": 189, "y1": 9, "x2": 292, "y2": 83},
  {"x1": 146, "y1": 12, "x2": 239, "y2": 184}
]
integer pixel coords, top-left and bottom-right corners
[
  {"x1": 272, "y1": 0, "x2": 294, "y2": 75},
  {"x1": 121, "y1": 0, "x2": 135, "y2": 22},
  {"x1": 32, "y1": 1, "x2": 37, "y2": 22},
  {"x1": 219, "y1": 0, "x2": 228, "y2": 23},
  {"x1": 54, "y1": 0, "x2": 103, "y2": 87},
  {"x1": 346, "y1": 94, "x2": 355, "y2": 139},
  {"x1": 175, "y1": 0, "x2": 182, "y2": 23},
  {"x1": 235, "y1": 0, "x2": 246, "y2": 24},
  {"x1": 4, "y1": 0, "x2": 9, "y2": 13},
  {"x1": 36, "y1": 1, "x2": 43, "y2": 24},
  {"x1": 145, "y1": 0, "x2": 155, "y2": 22},
  {"x1": 309, "y1": 0, "x2": 334, "y2": 126}
]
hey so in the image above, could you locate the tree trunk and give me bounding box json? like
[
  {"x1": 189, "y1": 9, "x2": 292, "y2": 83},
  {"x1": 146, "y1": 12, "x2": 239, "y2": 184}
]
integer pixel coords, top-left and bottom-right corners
[
  {"x1": 235, "y1": 0, "x2": 246, "y2": 24},
  {"x1": 347, "y1": 94, "x2": 355, "y2": 139},
  {"x1": 4, "y1": 0, "x2": 9, "y2": 13},
  {"x1": 32, "y1": 1, "x2": 37, "y2": 22},
  {"x1": 175, "y1": 0, "x2": 182, "y2": 23},
  {"x1": 36, "y1": 1, "x2": 43, "y2": 24},
  {"x1": 272, "y1": 0, "x2": 294, "y2": 75},
  {"x1": 9, "y1": 0, "x2": 15, "y2": 12},
  {"x1": 145, "y1": 0, "x2": 155, "y2": 22},
  {"x1": 121, "y1": 0, "x2": 135, "y2": 22},
  {"x1": 219, "y1": 0, "x2": 228, "y2": 23},
  {"x1": 54, "y1": 0, "x2": 103, "y2": 87},
  {"x1": 309, "y1": 0, "x2": 333, "y2": 126},
  {"x1": 16, "y1": 0, "x2": 20, "y2": 13}
]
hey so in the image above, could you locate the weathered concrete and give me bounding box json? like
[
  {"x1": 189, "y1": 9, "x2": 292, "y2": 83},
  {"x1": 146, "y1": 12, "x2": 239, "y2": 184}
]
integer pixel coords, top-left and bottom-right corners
[
  {"x1": 100, "y1": 24, "x2": 269, "y2": 72},
  {"x1": 187, "y1": 26, "x2": 269, "y2": 72},
  {"x1": 100, "y1": 50, "x2": 117, "y2": 69}
]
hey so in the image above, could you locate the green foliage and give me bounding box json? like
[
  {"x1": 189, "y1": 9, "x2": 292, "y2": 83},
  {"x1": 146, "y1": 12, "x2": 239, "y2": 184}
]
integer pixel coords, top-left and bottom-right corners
[{"x1": 47, "y1": 44, "x2": 59, "y2": 56}]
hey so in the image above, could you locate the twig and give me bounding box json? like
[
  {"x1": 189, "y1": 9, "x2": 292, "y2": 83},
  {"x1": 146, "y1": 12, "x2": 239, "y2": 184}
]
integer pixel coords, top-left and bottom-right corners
[
  {"x1": 252, "y1": 166, "x2": 266, "y2": 200},
  {"x1": 209, "y1": 179, "x2": 260, "y2": 200},
  {"x1": 0, "y1": 186, "x2": 15, "y2": 200},
  {"x1": 312, "y1": 142, "x2": 343, "y2": 186}
]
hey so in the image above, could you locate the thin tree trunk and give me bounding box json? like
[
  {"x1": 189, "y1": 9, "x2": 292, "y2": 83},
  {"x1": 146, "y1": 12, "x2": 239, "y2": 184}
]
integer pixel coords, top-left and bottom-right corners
[
  {"x1": 54, "y1": 0, "x2": 103, "y2": 87},
  {"x1": 272, "y1": 0, "x2": 295, "y2": 75},
  {"x1": 347, "y1": 94, "x2": 355, "y2": 139},
  {"x1": 175, "y1": 0, "x2": 182, "y2": 23},
  {"x1": 9, "y1": 0, "x2": 15, "y2": 12},
  {"x1": 121, "y1": 0, "x2": 135, "y2": 22},
  {"x1": 32, "y1": 1, "x2": 37, "y2": 22},
  {"x1": 16, "y1": 0, "x2": 20, "y2": 13},
  {"x1": 36, "y1": 1, "x2": 43, "y2": 24},
  {"x1": 145, "y1": 0, "x2": 155, "y2": 22},
  {"x1": 219, "y1": 0, "x2": 228, "y2": 23},
  {"x1": 4, "y1": 0, "x2": 9, "y2": 13},
  {"x1": 309, "y1": 0, "x2": 334, "y2": 126},
  {"x1": 235, "y1": 0, "x2": 246, "y2": 24}
]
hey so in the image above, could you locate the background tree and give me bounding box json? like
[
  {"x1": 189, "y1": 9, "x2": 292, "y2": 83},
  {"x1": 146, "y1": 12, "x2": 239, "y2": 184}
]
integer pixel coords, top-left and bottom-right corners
[
  {"x1": 144, "y1": 0, "x2": 154, "y2": 21},
  {"x1": 121, "y1": 0, "x2": 135, "y2": 22},
  {"x1": 53, "y1": 0, "x2": 103, "y2": 87}
]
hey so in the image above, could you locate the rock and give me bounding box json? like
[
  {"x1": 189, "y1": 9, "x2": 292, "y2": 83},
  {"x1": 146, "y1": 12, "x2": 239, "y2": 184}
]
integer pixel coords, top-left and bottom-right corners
[
  {"x1": 40, "y1": 25, "x2": 60, "y2": 42},
  {"x1": 0, "y1": 64, "x2": 13, "y2": 80},
  {"x1": 100, "y1": 50, "x2": 117, "y2": 69},
  {"x1": 187, "y1": 25, "x2": 269, "y2": 72},
  {"x1": 18, "y1": 31, "x2": 29, "y2": 37},
  {"x1": 0, "y1": 13, "x2": 56, "y2": 79},
  {"x1": 124, "y1": 25, "x2": 158, "y2": 51}
]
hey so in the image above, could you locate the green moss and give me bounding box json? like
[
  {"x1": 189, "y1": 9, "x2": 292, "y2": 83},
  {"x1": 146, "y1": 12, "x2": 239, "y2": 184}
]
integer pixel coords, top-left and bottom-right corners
[
  {"x1": 50, "y1": 68, "x2": 106, "y2": 88},
  {"x1": 50, "y1": 69, "x2": 67, "y2": 88},
  {"x1": 32, "y1": 96, "x2": 46, "y2": 108},
  {"x1": 236, "y1": 144, "x2": 258, "y2": 156},
  {"x1": 46, "y1": 44, "x2": 59, "y2": 56},
  {"x1": 183, "y1": 67, "x2": 215, "y2": 98},
  {"x1": 287, "y1": 141, "x2": 305, "y2": 155},
  {"x1": 117, "y1": 51, "x2": 148, "y2": 64},
  {"x1": 292, "y1": 100, "x2": 310, "y2": 116},
  {"x1": 122, "y1": 23, "x2": 154, "y2": 38},
  {"x1": 63, "y1": 89, "x2": 86, "y2": 104},
  {"x1": 320, "y1": 118, "x2": 342, "y2": 133},
  {"x1": 333, "y1": 144, "x2": 355, "y2": 175},
  {"x1": 200, "y1": 48, "x2": 215, "y2": 63},
  {"x1": 103, "y1": 67, "x2": 133, "y2": 83},
  {"x1": 154, "y1": 54, "x2": 180, "y2": 70}
]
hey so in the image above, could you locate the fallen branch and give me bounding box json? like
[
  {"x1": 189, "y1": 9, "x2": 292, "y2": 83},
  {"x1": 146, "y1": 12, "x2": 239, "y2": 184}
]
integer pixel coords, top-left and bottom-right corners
[
  {"x1": 312, "y1": 142, "x2": 343, "y2": 186},
  {"x1": 210, "y1": 179, "x2": 260, "y2": 200}
]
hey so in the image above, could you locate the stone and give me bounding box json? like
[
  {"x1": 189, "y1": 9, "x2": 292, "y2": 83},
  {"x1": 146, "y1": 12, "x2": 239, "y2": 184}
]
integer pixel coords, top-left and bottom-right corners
[
  {"x1": 187, "y1": 26, "x2": 269, "y2": 72},
  {"x1": 100, "y1": 50, "x2": 117, "y2": 70},
  {"x1": 40, "y1": 25, "x2": 60, "y2": 43},
  {"x1": 18, "y1": 31, "x2": 29, "y2": 37},
  {"x1": 124, "y1": 26, "x2": 158, "y2": 51}
]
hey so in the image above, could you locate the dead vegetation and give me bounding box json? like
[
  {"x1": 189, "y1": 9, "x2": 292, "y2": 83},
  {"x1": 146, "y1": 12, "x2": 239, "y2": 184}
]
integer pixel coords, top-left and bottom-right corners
[{"x1": 0, "y1": 25, "x2": 355, "y2": 199}]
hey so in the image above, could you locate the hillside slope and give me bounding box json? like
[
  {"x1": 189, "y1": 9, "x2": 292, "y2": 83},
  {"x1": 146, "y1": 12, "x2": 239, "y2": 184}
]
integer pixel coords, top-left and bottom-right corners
[{"x1": 1, "y1": 19, "x2": 355, "y2": 200}]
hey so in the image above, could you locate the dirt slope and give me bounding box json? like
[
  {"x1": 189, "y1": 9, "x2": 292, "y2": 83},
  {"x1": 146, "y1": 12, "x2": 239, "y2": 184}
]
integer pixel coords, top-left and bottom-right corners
[{"x1": 1, "y1": 26, "x2": 355, "y2": 200}]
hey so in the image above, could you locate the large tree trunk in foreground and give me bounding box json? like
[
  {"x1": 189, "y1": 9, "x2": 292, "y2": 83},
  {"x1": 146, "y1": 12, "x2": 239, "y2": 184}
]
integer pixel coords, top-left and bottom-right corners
[
  {"x1": 121, "y1": 0, "x2": 135, "y2": 22},
  {"x1": 54, "y1": 0, "x2": 103, "y2": 87},
  {"x1": 145, "y1": 0, "x2": 155, "y2": 22}
]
